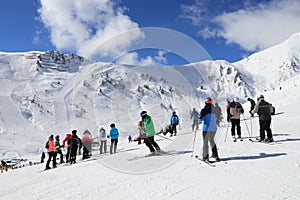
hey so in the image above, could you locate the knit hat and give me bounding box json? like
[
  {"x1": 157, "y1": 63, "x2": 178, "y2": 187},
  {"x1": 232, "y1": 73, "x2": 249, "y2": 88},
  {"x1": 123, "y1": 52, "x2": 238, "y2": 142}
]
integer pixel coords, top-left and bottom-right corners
[{"x1": 140, "y1": 111, "x2": 147, "y2": 117}]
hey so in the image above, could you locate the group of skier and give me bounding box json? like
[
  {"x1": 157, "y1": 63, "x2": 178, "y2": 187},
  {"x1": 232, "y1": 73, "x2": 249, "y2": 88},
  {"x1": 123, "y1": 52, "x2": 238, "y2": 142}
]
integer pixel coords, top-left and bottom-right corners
[
  {"x1": 43, "y1": 94, "x2": 274, "y2": 168},
  {"x1": 197, "y1": 95, "x2": 274, "y2": 162}
]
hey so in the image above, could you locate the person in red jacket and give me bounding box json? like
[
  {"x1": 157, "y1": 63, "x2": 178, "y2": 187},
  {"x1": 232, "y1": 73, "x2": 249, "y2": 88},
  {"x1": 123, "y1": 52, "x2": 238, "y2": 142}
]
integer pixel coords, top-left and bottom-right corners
[
  {"x1": 63, "y1": 133, "x2": 71, "y2": 163},
  {"x1": 81, "y1": 130, "x2": 92, "y2": 159},
  {"x1": 45, "y1": 135, "x2": 55, "y2": 170}
]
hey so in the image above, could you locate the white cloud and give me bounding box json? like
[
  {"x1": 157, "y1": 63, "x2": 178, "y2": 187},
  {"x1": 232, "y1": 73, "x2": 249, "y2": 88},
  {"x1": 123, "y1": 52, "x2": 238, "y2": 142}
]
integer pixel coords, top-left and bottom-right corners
[
  {"x1": 37, "y1": 0, "x2": 144, "y2": 59},
  {"x1": 115, "y1": 50, "x2": 168, "y2": 66},
  {"x1": 213, "y1": 0, "x2": 300, "y2": 51},
  {"x1": 182, "y1": 0, "x2": 300, "y2": 51}
]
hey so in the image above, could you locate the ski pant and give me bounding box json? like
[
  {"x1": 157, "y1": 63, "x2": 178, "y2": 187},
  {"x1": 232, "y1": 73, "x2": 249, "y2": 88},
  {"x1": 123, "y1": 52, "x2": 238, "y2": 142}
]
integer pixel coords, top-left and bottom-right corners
[
  {"x1": 259, "y1": 119, "x2": 273, "y2": 140},
  {"x1": 110, "y1": 139, "x2": 118, "y2": 154},
  {"x1": 100, "y1": 140, "x2": 107, "y2": 154},
  {"x1": 56, "y1": 150, "x2": 64, "y2": 163},
  {"x1": 144, "y1": 136, "x2": 160, "y2": 153},
  {"x1": 82, "y1": 146, "x2": 90, "y2": 159},
  {"x1": 192, "y1": 120, "x2": 199, "y2": 131},
  {"x1": 202, "y1": 131, "x2": 218, "y2": 159},
  {"x1": 230, "y1": 119, "x2": 241, "y2": 137},
  {"x1": 46, "y1": 151, "x2": 56, "y2": 168},
  {"x1": 171, "y1": 124, "x2": 177, "y2": 135},
  {"x1": 70, "y1": 146, "x2": 78, "y2": 164},
  {"x1": 66, "y1": 147, "x2": 71, "y2": 163}
]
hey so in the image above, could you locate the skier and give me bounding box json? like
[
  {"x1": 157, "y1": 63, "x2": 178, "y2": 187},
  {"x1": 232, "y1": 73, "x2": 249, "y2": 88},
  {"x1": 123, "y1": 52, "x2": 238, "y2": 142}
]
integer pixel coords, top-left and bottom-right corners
[
  {"x1": 40, "y1": 152, "x2": 45, "y2": 163},
  {"x1": 45, "y1": 135, "x2": 56, "y2": 170},
  {"x1": 251, "y1": 95, "x2": 274, "y2": 142},
  {"x1": 109, "y1": 123, "x2": 119, "y2": 154},
  {"x1": 190, "y1": 108, "x2": 200, "y2": 131},
  {"x1": 247, "y1": 98, "x2": 256, "y2": 117},
  {"x1": 199, "y1": 97, "x2": 219, "y2": 162},
  {"x1": 54, "y1": 135, "x2": 64, "y2": 164},
  {"x1": 214, "y1": 103, "x2": 223, "y2": 127},
  {"x1": 140, "y1": 111, "x2": 161, "y2": 155},
  {"x1": 170, "y1": 111, "x2": 179, "y2": 136},
  {"x1": 68, "y1": 130, "x2": 79, "y2": 164},
  {"x1": 63, "y1": 133, "x2": 71, "y2": 163},
  {"x1": 128, "y1": 135, "x2": 132, "y2": 142},
  {"x1": 99, "y1": 127, "x2": 107, "y2": 154},
  {"x1": 227, "y1": 97, "x2": 244, "y2": 141},
  {"x1": 157, "y1": 124, "x2": 172, "y2": 136},
  {"x1": 81, "y1": 130, "x2": 92, "y2": 159}
]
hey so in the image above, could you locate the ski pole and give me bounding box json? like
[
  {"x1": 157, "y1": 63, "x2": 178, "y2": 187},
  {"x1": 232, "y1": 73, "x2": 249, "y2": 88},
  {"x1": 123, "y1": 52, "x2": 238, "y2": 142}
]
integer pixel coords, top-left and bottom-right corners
[
  {"x1": 250, "y1": 116, "x2": 253, "y2": 137},
  {"x1": 242, "y1": 114, "x2": 252, "y2": 141},
  {"x1": 191, "y1": 129, "x2": 197, "y2": 157}
]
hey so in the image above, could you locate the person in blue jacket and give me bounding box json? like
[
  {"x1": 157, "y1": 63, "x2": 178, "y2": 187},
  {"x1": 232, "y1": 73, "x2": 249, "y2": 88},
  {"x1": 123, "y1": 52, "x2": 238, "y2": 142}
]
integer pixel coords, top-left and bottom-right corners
[
  {"x1": 199, "y1": 97, "x2": 220, "y2": 162},
  {"x1": 109, "y1": 123, "x2": 119, "y2": 154},
  {"x1": 170, "y1": 111, "x2": 179, "y2": 136}
]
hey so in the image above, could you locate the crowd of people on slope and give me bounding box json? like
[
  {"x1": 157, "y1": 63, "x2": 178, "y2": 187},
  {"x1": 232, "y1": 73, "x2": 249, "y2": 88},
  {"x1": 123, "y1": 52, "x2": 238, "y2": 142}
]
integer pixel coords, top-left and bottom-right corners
[
  {"x1": 43, "y1": 94, "x2": 275, "y2": 169},
  {"x1": 196, "y1": 94, "x2": 275, "y2": 162},
  {"x1": 44, "y1": 123, "x2": 121, "y2": 170}
]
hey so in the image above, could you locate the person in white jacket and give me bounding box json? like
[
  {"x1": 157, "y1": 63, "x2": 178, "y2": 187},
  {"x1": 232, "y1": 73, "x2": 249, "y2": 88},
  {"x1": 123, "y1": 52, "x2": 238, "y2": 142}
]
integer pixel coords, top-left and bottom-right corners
[{"x1": 99, "y1": 127, "x2": 107, "y2": 154}]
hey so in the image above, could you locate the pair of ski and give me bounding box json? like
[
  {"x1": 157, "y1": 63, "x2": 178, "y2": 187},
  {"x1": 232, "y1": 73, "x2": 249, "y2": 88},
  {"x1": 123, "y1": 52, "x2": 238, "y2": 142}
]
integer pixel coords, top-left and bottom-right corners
[
  {"x1": 127, "y1": 150, "x2": 173, "y2": 161},
  {"x1": 194, "y1": 155, "x2": 217, "y2": 167},
  {"x1": 233, "y1": 137, "x2": 243, "y2": 142}
]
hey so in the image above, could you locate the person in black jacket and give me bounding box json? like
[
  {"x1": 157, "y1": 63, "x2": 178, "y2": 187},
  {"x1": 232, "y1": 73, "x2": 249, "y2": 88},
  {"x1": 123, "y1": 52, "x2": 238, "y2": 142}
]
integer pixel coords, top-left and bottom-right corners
[
  {"x1": 251, "y1": 95, "x2": 273, "y2": 143},
  {"x1": 68, "y1": 130, "x2": 79, "y2": 164},
  {"x1": 247, "y1": 98, "x2": 256, "y2": 117}
]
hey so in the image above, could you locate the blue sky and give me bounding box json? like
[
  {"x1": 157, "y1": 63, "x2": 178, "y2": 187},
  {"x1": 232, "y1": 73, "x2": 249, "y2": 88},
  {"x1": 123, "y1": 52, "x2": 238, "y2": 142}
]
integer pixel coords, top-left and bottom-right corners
[{"x1": 1, "y1": 0, "x2": 300, "y2": 65}]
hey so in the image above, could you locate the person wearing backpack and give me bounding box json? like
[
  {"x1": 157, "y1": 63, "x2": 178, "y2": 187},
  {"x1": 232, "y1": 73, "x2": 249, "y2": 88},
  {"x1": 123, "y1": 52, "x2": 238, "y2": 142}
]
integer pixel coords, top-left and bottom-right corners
[
  {"x1": 99, "y1": 127, "x2": 107, "y2": 154},
  {"x1": 251, "y1": 95, "x2": 274, "y2": 143},
  {"x1": 170, "y1": 111, "x2": 179, "y2": 136},
  {"x1": 82, "y1": 130, "x2": 92, "y2": 159},
  {"x1": 45, "y1": 135, "x2": 56, "y2": 170},
  {"x1": 227, "y1": 97, "x2": 244, "y2": 140}
]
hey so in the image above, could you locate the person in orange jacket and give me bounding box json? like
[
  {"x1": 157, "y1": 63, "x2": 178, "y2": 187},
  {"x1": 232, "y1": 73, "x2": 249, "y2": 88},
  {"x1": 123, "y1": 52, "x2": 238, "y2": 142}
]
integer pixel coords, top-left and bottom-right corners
[
  {"x1": 63, "y1": 133, "x2": 71, "y2": 163},
  {"x1": 45, "y1": 135, "x2": 55, "y2": 170}
]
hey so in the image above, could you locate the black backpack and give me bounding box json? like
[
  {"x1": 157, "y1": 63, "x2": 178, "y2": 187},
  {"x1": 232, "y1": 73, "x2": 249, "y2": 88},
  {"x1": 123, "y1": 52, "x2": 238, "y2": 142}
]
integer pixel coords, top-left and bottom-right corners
[{"x1": 45, "y1": 141, "x2": 49, "y2": 149}]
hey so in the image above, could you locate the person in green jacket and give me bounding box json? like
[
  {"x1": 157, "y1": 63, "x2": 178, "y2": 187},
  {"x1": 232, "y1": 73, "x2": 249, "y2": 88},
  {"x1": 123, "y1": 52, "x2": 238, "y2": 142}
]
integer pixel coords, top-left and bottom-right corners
[
  {"x1": 140, "y1": 111, "x2": 161, "y2": 154},
  {"x1": 54, "y1": 135, "x2": 64, "y2": 164}
]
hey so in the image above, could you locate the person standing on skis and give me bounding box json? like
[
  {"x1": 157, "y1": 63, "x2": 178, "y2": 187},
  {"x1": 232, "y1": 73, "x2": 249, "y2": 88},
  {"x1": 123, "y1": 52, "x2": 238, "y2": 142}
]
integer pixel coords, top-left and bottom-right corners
[
  {"x1": 170, "y1": 111, "x2": 179, "y2": 136},
  {"x1": 247, "y1": 98, "x2": 256, "y2": 117},
  {"x1": 109, "y1": 123, "x2": 119, "y2": 154},
  {"x1": 190, "y1": 108, "x2": 200, "y2": 131},
  {"x1": 140, "y1": 111, "x2": 161, "y2": 155},
  {"x1": 199, "y1": 97, "x2": 219, "y2": 162},
  {"x1": 45, "y1": 135, "x2": 56, "y2": 170},
  {"x1": 227, "y1": 97, "x2": 244, "y2": 140},
  {"x1": 251, "y1": 95, "x2": 274, "y2": 143},
  {"x1": 54, "y1": 135, "x2": 64, "y2": 164}
]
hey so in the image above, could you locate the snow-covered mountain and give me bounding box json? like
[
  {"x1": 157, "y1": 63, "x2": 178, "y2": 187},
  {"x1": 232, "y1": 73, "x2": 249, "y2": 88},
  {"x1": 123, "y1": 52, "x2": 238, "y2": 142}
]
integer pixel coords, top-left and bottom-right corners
[
  {"x1": 1, "y1": 32, "x2": 300, "y2": 159},
  {"x1": 1, "y1": 34, "x2": 300, "y2": 200}
]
